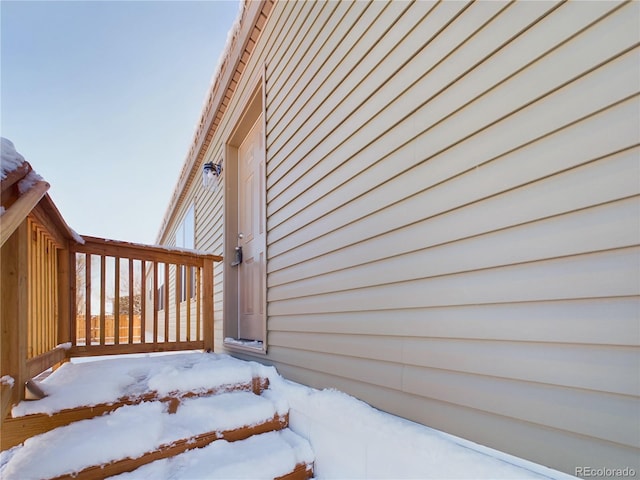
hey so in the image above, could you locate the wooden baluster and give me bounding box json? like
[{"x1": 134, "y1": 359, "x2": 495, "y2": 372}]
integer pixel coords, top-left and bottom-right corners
[
  {"x1": 164, "y1": 264, "x2": 169, "y2": 343},
  {"x1": 54, "y1": 240, "x2": 59, "y2": 350},
  {"x1": 35, "y1": 227, "x2": 41, "y2": 357},
  {"x1": 175, "y1": 264, "x2": 181, "y2": 342},
  {"x1": 99, "y1": 256, "x2": 106, "y2": 346},
  {"x1": 45, "y1": 233, "x2": 51, "y2": 354},
  {"x1": 45, "y1": 234, "x2": 50, "y2": 352},
  {"x1": 44, "y1": 233, "x2": 49, "y2": 354},
  {"x1": 40, "y1": 231, "x2": 45, "y2": 356},
  {"x1": 140, "y1": 260, "x2": 146, "y2": 344},
  {"x1": 47, "y1": 237, "x2": 54, "y2": 352},
  {"x1": 34, "y1": 227, "x2": 40, "y2": 357},
  {"x1": 27, "y1": 220, "x2": 34, "y2": 358},
  {"x1": 69, "y1": 252, "x2": 76, "y2": 346},
  {"x1": 153, "y1": 262, "x2": 158, "y2": 345},
  {"x1": 114, "y1": 258, "x2": 120, "y2": 345},
  {"x1": 39, "y1": 229, "x2": 45, "y2": 355},
  {"x1": 59, "y1": 247, "x2": 72, "y2": 347},
  {"x1": 85, "y1": 254, "x2": 91, "y2": 346},
  {"x1": 196, "y1": 267, "x2": 201, "y2": 341},
  {"x1": 128, "y1": 258, "x2": 134, "y2": 344},
  {"x1": 186, "y1": 266, "x2": 191, "y2": 342}
]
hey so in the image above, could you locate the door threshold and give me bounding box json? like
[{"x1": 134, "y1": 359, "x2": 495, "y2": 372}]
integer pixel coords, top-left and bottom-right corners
[{"x1": 224, "y1": 337, "x2": 266, "y2": 354}]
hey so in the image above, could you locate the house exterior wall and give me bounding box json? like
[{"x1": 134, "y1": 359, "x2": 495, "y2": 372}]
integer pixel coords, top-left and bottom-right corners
[{"x1": 160, "y1": 0, "x2": 640, "y2": 475}]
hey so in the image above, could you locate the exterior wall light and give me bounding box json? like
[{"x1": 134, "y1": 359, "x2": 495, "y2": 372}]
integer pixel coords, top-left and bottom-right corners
[{"x1": 203, "y1": 160, "x2": 223, "y2": 192}]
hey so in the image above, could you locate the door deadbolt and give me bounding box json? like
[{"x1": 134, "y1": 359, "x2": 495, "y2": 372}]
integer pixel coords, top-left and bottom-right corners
[{"x1": 231, "y1": 246, "x2": 243, "y2": 267}]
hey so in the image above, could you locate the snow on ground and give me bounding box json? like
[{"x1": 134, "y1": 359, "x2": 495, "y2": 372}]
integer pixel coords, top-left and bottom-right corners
[
  {"x1": 2, "y1": 352, "x2": 575, "y2": 479},
  {"x1": 266, "y1": 372, "x2": 574, "y2": 480}
]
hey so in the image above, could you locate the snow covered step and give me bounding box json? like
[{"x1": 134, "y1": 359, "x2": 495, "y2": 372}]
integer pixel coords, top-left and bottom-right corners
[
  {"x1": 2, "y1": 378, "x2": 270, "y2": 451},
  {"x1": 3, "y1": 353, "x2": 271, "y2": 450},
  {"x1": 13, "y1": 353, "x2": 271, "y2": 417},
  {"x1": 0, "y1": 391, "x2": 290, "y2": 480},
  {"x1": 108, "y1": 429, "x2": 315, "y2": 480}
]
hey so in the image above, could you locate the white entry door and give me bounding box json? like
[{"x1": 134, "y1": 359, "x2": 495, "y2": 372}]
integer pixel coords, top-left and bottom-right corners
[{"x1": 237, "y1": 114, "x2": 266, "y2": 341}]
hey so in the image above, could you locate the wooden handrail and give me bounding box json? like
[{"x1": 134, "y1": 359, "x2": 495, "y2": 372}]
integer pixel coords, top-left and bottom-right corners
[
  {"x1": 72, "y1": 236, "x2": 222, "y2": 266},
  {"x1": 0, "y1": 181, "x2": 50, "y2": 248}
]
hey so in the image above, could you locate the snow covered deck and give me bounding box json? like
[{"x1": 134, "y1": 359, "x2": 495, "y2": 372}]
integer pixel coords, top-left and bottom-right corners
[
  {"x1": 0, "y1": 352, "x2": 574, "y2": 480},
  {"x1": 1, "y1": 138, "x2": 224, "y2": 423}
]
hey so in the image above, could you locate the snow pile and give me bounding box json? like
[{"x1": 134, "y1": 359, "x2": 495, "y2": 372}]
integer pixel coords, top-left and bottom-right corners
[
  {"x1": 269, "y1": 376, "x2": 573, "y2": 479},
  {"x1": 0, "y1": 138, "x2": 25, "y2": 180},
  {"x1": 17, "y1": 170, "x2": 44, "y2": 194},
  {"x1": 267, "y1": 377, "x2": 573, "y2": 480},
  {"x1": 0, "y1": 137, "x2": 43, "y2": 190}
]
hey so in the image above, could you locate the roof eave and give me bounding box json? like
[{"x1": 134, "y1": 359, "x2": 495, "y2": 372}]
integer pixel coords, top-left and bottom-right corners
[{"x1": 156, "y1": 0, "x2": 274, "y2": 245}]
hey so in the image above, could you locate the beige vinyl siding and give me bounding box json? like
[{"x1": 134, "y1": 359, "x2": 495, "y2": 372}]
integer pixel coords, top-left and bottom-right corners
[
  {"x1": 246, "y1": 0, "x2": 638, "y2": 475},
  {"x1": 160, "y1": 0, "x2": 639, "y2": 474}
]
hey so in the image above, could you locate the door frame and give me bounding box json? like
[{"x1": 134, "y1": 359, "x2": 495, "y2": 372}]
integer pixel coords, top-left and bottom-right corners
[{"x1": 223, "y1": 76, "x2": 267, "y2": 354}]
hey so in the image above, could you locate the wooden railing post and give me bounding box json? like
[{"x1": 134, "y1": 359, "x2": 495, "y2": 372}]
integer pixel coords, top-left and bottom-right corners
[
  {"x1": 202, "y1": 260, "x2": 214, "y2": 352},
  {"x1": 1, "y1": 220, "x2": 29, "y2": 418}
]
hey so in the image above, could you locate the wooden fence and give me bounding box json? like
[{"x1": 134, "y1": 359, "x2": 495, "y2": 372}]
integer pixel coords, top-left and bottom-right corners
[{"x1": 76, "y1": 315, "x2": 143, "y2": 346}]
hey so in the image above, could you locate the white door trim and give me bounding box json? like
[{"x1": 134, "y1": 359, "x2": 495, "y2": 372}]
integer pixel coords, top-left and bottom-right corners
[{"x1": 223, "y1": 77, "x2": 267, "y2": 354}]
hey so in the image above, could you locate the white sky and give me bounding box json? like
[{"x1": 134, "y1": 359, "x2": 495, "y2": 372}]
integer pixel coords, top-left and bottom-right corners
[{"x1": 1, "y1": 0, "x2": 240, "y2": 244}]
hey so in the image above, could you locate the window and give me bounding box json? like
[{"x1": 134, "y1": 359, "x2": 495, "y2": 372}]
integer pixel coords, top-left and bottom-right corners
[
  {"x1": 176, "y1": 204, "x2": 195, "y2": 302},
  {"x1": 176, "y1": 204, "x2": 195, "y2": 250}
]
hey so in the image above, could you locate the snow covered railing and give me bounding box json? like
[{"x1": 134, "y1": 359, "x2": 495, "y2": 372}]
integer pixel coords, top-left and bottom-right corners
[
  {"x1": 0, "y1": 179, "x2": 49, "y2": 248},
  {"x1": 1, "y1": 139, "x2": 78, "y2": 420},
  {"x1": 68, "y1": 236, "x2": 222, "y2": 357}
]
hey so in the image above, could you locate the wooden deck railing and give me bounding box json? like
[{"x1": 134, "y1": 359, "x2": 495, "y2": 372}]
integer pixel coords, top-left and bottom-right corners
[
  {"x1": 27, "y1": 218, "x2": 60, "y2": 360},
  {"x1": 68, "y1": 236, "x2": 220, "y2": 357},
  {"x1": 1, "y1": 162, "x2": 222, "y2": 420}
]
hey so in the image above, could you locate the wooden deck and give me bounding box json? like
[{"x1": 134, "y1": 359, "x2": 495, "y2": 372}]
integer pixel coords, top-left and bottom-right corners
[{"x1": 1, "y1": 158, "x2": 222, "y2": 422}]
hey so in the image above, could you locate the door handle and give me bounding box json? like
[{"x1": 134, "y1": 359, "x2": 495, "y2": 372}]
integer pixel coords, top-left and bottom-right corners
[{"x1": 231, "y1": 246, "x2": 243, "y2": 266}]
